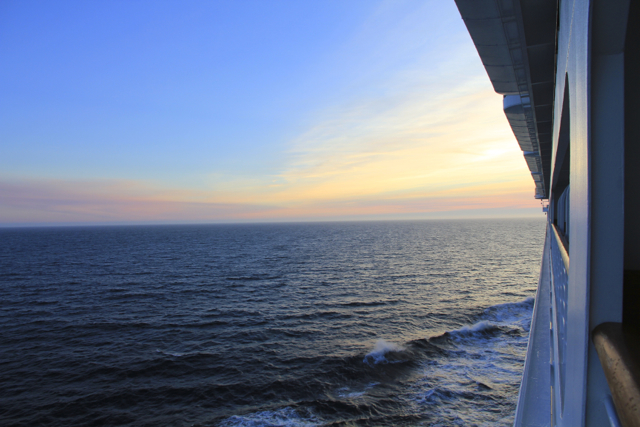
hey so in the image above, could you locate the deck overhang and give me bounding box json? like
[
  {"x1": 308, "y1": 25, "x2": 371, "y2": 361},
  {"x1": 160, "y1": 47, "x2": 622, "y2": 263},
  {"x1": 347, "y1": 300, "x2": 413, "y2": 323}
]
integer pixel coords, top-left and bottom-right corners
[{"x1": 455, "y1": 0, "x2": 556, "y2": 199}]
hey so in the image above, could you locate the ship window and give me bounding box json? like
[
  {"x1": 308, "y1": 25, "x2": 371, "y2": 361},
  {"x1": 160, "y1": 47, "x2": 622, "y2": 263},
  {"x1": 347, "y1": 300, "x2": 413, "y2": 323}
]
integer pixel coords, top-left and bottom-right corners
[
  {"x1": 556, "y1": 185, "x2": 570, "y2": 239},
  {"x1": 552, "y1": 77, "x2": 571, "y2": 249}
]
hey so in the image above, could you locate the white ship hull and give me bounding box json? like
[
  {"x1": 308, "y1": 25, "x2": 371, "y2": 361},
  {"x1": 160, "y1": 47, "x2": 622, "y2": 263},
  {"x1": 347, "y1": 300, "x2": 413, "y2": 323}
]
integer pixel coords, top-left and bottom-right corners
[{"x1": 454, "y1": 1, "x2": 640, "y2": 425}]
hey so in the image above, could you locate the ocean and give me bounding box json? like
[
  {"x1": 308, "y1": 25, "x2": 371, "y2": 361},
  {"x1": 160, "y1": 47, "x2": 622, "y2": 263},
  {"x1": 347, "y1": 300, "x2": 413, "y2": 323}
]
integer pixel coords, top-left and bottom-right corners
[{"x1": 0, "y1": 219, "x2": 545, "y2": 426}]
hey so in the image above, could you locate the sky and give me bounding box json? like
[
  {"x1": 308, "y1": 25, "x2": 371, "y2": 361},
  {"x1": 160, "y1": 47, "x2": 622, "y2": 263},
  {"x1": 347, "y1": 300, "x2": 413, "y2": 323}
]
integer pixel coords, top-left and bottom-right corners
[{"x1": 0, "y1": 0, "x2": 543, "y2": 226}]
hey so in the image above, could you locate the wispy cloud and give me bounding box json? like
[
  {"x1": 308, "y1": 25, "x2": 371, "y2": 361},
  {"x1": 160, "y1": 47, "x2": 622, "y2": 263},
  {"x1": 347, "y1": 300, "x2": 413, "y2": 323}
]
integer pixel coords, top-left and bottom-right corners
[
  {"x1": 0, "y1": 66, "x2": 541, "y2": 225},
  {"x1": 0, "y1": 179, "x2": 273, "y2": 224},
  {"x1": 0, "y1": 1, "x2": 542, "y2": 225},
  {"x1": 239, "y1": 72, "x2": 535, "y2": 208}
]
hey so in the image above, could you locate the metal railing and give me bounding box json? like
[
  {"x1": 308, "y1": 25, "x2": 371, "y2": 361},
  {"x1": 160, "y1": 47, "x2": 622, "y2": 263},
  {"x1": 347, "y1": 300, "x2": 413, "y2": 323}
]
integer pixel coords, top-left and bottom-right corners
[
  {"x1": 593, "y1": 323, "x2": 640, "y2": 427},
  {"x1": 550, "y1": 223, "x2": 569, "y2": 418}
]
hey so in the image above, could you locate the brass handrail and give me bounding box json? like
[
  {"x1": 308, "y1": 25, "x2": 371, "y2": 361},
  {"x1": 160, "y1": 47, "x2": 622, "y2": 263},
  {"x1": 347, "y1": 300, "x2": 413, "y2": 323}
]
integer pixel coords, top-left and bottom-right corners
[{"x1": 592, "y1": 323, "x2": 640, "y2": 427}]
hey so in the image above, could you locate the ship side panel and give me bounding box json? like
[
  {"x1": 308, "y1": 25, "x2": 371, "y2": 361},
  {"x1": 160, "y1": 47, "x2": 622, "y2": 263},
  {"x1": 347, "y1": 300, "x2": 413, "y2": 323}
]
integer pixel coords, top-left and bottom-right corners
[
  {"x1": 585, "y1": 0, "x2": 628, "y2": 425},
  {"x1": 559, "y1": 0, "x2": 591, "y2": 425}
]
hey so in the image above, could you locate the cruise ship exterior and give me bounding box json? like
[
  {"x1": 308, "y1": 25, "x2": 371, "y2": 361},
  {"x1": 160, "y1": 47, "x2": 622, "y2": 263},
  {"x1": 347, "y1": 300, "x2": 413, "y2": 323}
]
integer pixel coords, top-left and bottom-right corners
[{"x1": 454, "y1": 0, "x2": 640, "y2": 426}]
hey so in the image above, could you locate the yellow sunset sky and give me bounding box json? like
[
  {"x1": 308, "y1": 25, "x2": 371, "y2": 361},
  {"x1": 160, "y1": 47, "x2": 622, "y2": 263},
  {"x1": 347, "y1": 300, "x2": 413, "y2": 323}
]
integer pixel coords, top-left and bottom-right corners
[{"x1": 0, "y1": 0, "x2": 542, "y2": 225}]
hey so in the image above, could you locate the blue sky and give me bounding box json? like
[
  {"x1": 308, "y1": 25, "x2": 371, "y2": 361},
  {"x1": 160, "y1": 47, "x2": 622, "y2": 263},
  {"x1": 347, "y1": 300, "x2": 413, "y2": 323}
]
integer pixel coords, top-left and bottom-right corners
[{"x1": 0, "y1": 0, "x2": 542, "y2": 225}]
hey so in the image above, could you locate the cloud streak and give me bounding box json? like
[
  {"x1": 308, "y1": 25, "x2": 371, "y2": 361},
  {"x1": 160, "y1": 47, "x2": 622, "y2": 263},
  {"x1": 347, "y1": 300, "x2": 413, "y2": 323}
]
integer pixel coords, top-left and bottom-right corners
[
  {"x1": 0, "y1": 1, "x2": 543, "y2": 226},
  {"x1": 222, "y1": 69, "x2": 538, "y2": 209},
  {"x1": 0, "y1": 67, "x2": 542, "y2": 225},
  {"x1": 0, "y1": 179, "x2": 272, "y2": 224}
]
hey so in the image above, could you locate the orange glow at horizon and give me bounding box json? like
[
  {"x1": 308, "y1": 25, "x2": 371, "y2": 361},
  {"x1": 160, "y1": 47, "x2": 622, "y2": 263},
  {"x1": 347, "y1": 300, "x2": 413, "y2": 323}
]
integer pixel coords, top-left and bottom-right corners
[{"x1": 0, "y1": 66, "x2": 542, "y2": 224}]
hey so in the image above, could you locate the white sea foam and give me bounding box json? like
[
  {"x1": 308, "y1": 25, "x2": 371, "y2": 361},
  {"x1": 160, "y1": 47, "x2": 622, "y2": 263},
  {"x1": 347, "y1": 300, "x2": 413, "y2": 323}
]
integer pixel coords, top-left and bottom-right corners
[
  {"x1": 439, "y1": 297, "x2": 534, "y2": 338},
  {"x1": 220, "y1": 406, "x2": 320, "y2": 427},
  {"x1": 479, "y1": 297, "x2": 536, "y2": 334},
  {"x1": 363, "y1": 339, "x2": 405, "y2": 365},
  {"x1": 336, "y1": 382, "x2": 379, "y2": 399},
  {"x1": 338, "y1": 388, "x2": 366, "y2": 398},
  {"x1": 448, "y1": 320, "x2": 496, "y2": 336},
  {"x1": 412, "y1": 297, "x2": 535, "y2": 426}
]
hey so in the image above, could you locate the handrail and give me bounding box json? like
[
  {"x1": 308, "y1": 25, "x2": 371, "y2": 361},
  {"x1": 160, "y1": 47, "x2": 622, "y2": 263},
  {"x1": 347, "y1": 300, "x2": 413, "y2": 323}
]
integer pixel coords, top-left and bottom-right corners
[
  {"x1": 513, "y1": 226, "x2": 552, "y2": 426},
  {"x1": 551, "y1": 223, "x2": 570, "y2": 270},
  {"x1": 592, "y1": 322, "x2": 640, "y2": 427}
]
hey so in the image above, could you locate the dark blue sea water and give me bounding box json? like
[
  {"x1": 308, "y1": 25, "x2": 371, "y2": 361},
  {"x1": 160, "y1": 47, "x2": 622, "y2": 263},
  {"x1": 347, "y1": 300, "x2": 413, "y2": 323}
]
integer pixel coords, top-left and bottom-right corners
[{"x1": 0, "y1": 219, "x2": 545, "y2": 426}]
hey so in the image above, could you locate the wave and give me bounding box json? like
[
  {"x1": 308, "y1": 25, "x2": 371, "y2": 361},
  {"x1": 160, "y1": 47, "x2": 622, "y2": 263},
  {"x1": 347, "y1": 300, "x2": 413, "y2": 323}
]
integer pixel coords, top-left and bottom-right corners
[
  {"x1": 104, "y1": 292, "x2": 157, "y2": 300},
  {"x1": 219, "y1": 406, "x2": 320, "y2": 427},
  {"x1": 33, "y1": 299, "x2": 59, "y2": 305},
  {"x1": 430, "y1": 297, "x2": 534, "y2": 341},
  {"x1": 445, "y1": 320, "x2": 501, "y2": 337},
  {"x1": 409, "y1": 298, "x2": 534, "y2": 426},
  {"x1": 165, "y1": 320, "x2": 230, "y2": 328},
  {"x1": 340, "y1": 300, "x2": 400, "y2": 308},
  {"x1": 279, "y1": 310, "x2": 352, "y2": 321},
  {"x1": 335, "y1": 382, "x2": 379, "y2": 399},
  {"x1": 484, "y1": 297, "x2": 534, "y2": 319},
  {"x1": 417, "y1": 385, "x2": 495, "y2": 404},
  {"x1": 483, "y1": 297, "x2": 535, "y2": 332},
  {"x1": 70, "y1": 320, "x2": 153, "y2": 331},
  {"x1": 363, "y1": 339, "x2": 406, "y2": 365},
  {"x1": 226, "y1": 274, "x2": 283, "y2": 281}
]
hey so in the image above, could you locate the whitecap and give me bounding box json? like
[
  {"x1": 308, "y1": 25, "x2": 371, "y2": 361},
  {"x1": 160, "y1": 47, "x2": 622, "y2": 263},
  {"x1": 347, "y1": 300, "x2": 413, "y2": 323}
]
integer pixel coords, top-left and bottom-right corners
[
  {"x1": 336, "y1": 382, "x2": 379, "y2": 399},
  {"x1": 448, "y1": 320, "x2": 498, "y2": 336},
  {"x1": 219, "y1": 406, "x2": 320, "y2": 427},
  {"x1": 363, "y1": 339, "x2": 405, "y2": 365}
]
